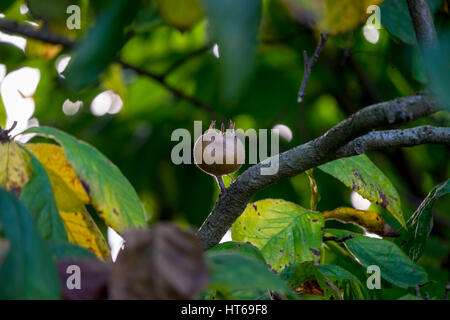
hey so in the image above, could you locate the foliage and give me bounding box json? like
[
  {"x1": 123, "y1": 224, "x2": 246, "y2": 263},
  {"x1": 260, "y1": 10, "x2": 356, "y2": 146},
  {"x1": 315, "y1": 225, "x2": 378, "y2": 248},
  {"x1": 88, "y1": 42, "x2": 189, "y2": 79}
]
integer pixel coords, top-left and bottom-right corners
[{"x1": 0, "y1": 0, "x2": 448, "y2": 300}]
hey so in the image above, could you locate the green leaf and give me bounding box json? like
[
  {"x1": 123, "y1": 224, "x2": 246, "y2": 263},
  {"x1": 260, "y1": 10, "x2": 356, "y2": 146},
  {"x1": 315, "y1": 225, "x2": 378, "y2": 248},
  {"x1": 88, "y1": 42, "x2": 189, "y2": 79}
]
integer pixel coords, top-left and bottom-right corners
[
  {"x1": 24, "y1": 126, "x2": 146, "y2": 232},
  {"x1": 397, "y1": 293, "x2": 423, "y2": 300},
  {"x1": 0, "y1": 188, "x2": 60, "y2": 299},
  {"x1": 0, "y1": 0, "x2": 14, "y2": 11},
  {"x1": 321, "y1": 239, "x2": 369, "y2": 287},
  {"x1": 64, "y1": 0, "x2": 140, "y2": 90},
  {"x1": 345, "y1": 235, "x2": 427, "y2": 288},
  {"x1": 207, "y1": 252, "x2": 291, "y2": 298},
  {"x1": 401, "y1": 179, "x2": 450, "y2": 261},
  {"x1": 202, "y1": 0, "x2": 262, "y2": 105},
  {"x1": 20, "y1": 147, "x2": 68, "y2": 242},
  {"x1": 318, "y1": 154, "x2": 405, "y2": 228},
  {"x1": 317, "y1": 265, "x2": 367, "y2": 300},
  {"x1": 0, "y1": 43, "x2": 26, "y2": 70},
  {"x1": 232, "y1": 199, "x2": 324, "y2": 272},
  {"x1": 208, "y1": 241, "x2": 266, "y2": 264},
  {"x1": 424, "y1": 28, "x2": 450, "y2": 111},
  {"x1": 280, "y1": 262, "x2": 342, "y2": 299},
  {"x1": 380, "y1": 0, "x2": 442, "y2": 45}
]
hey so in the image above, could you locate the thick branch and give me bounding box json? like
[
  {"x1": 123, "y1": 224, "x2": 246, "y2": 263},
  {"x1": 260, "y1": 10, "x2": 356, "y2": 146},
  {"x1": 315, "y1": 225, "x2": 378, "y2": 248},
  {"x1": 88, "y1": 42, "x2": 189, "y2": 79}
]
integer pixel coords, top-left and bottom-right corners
[
  {"x1": 197, "y1": 94, "x2": 442, "y2": 249},
  {"x1": 336, "y1": 126, "x2": 450, "y2": 158},
  {"x1": 406, "y1": 0, "x2": 439, "y2": 50},
  {"x1": 297, "y1": 33, "x2": 329, "y2": 103},
  {"x1": 0, "y1": 19, "x2": 217, "y2": 117}
]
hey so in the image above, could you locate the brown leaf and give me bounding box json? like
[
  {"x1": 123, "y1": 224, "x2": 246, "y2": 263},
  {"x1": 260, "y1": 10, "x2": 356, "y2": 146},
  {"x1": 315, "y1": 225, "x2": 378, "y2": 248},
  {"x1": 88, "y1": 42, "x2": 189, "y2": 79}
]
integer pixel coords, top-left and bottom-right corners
[
  {"x1": 57, "y1": 259, "x2": 111, "y2": 300},
  {"x1": 110, "y1": 223, "x2": 208, "y2": 300}
]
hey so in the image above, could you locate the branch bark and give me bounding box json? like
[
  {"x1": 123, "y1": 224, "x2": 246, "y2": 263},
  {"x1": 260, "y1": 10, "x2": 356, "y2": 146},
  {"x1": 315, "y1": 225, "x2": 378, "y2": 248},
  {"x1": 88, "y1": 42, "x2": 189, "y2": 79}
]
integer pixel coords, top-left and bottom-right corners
[
  {"x1": 335, "y1": 126, "x2": 450, "y2": 158},
  {"x1": 0, "y1": 19, "x2": 75, "y2": 47},
  {"x1": 406, "y1": 0, "x2": 439, "y2": 51},
  {"x1": 197, "y1": 94, "x2": 444, "y2": 249}
]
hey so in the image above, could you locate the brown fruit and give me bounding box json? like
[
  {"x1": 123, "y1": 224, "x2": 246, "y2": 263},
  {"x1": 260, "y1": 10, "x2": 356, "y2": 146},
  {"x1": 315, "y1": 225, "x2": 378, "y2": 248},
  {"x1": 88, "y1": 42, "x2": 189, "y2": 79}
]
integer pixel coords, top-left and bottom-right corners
[{"x1": 193, "y1": 122, "x2": 245, "y2": 177}]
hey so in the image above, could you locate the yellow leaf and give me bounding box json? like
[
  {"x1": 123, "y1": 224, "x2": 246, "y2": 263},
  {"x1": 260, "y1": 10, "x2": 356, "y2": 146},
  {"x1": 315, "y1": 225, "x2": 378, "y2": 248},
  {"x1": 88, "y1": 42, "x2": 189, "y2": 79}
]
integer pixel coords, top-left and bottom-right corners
[
  {"x1": 48, "y1": 168, "x2": 110, "y2": 260},
  {"x1": 26, "y1": 143, "x2": 90, "y2": 204},
  {"x1": 26, "y1": 143, "x2": 110, "y2": 259},
  {"x1": 25, "y1": 40, "x2": 62, "y2": 60},
  {"x1": 156, "y1": 0, "x2": 204, "y2": 30},
  {"x1": 323, "y1": 207, "x2": 398, "y2": 237},
  {"x1": 0, "y1": 141, "x2": 30, "y2": 196},
  {"x1": 282, "y1": 0, "x2": 383, "y2": 35}
]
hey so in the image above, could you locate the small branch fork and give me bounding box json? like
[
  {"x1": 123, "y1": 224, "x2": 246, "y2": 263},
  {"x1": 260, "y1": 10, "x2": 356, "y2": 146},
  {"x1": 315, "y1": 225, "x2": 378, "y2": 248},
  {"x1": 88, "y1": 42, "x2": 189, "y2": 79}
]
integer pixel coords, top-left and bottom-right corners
[
  {"x1": 0, "y1": 121, "x2": 18, "y2": 143},
  {"x1": 297, "y1": 33, "x2": 329, "y2": 103}
]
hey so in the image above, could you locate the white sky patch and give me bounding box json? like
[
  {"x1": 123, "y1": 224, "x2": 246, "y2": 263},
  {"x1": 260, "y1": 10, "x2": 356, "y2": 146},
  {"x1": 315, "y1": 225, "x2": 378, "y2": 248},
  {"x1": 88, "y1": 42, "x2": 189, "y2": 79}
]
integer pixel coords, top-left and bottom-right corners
[
  {"x1": 25, "y1": 20, "x2": 39, "y2": 27},
  {"x1": 62, "y1": 99, "x2": 83, "y2": 116},
  {"x1": 20, "y1": 4, "x2": 29, "y2": 15},
  {"x1": 363, "y1": 231, "x2": 383, "y2": 239},
  {"x1": 1, "y1": 67, "x2": 40, "y2": 140},
  {"x1": 220, "y1": 229, "x2": 232, "y2": 243},
  {"x1": 350, "y1": 191, "x2": 371, "y2": 211},
  {"x1": 363, "y1": 24, "x2": 380, "y2": 44},
  {"x1": 0, "y1": 31, "x2": 26, "y2": 51},
  {"x1": 272, "y1": 124, "x2": 293, "y2": 143},
  {"x1": 108, "y1": 227, "x2": 125, "y2": 262},
  {"x1": 212, "y1": 43, "x2": 220, "y2": 59},
  {"x1": 55, "y1": 55, "x2": 71, "y2": 78},
  {"x1": 90, "y1": 90, "x2": 123, "y2": 116},
  {"x1": 15, "y1": 117, "x2": 39, "y2": 143}
]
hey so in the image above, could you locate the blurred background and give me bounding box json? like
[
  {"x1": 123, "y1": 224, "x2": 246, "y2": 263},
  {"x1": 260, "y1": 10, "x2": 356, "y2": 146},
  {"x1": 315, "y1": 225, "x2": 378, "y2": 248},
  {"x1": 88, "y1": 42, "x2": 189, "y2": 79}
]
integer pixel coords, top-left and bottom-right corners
[{"x1": 0, "y1": 0, "x2": 449, "y2": 297}]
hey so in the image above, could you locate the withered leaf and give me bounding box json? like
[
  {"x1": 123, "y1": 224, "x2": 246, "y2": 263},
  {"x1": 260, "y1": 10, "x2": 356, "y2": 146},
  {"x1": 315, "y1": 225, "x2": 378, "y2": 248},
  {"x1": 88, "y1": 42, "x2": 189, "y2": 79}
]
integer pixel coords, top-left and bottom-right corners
[
  {"x1": 58, "y1": 258, "x2": 111, "y2": 300},
  {"x1": 110, "y1": 223, "x2": 208, "y2": 300}
]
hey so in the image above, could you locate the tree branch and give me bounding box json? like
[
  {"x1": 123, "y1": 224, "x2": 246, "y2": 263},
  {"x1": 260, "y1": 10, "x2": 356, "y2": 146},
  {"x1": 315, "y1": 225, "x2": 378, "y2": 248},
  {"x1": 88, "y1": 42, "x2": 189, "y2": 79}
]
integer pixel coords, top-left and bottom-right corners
[
  {"x1": 117, "y1": 61, "x2": 222, "y2": 119},
  {"x1": 406, "y1": 0, "x2": 439, "y2": 51},
  {"x1": 197, "y1": 94, "x2": 443, "y2": 249},
  {"x1": 297, "y1": 33, "x2": 329, "y2": 103},
  {"x1": 0, "y1": 19, "x2": 75, "y2": 47},
  {"x1": 0, "y1": 19, "x2": 219, "y2": 118},
  {"x1": 335, "y1": 126, "x2": 450, "y2": 158}
]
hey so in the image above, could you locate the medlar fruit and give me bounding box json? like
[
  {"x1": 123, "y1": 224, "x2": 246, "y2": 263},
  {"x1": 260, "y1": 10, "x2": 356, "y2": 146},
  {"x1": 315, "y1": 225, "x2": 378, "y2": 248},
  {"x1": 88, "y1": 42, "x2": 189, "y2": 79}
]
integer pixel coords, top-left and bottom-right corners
[{"x1": 193, "y1": 121, "x2": 245, "y2": 177}]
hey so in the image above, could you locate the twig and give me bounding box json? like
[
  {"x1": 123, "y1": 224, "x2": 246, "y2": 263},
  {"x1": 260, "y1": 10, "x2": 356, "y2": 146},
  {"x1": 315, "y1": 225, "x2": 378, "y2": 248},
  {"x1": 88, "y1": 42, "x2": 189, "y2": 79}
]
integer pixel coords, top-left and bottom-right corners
[
  {"x1": 0, "y1": 19, "x2": 75, "y2": 48},
  {"x1": 0, "y1": 121, "x2": 18, "y2": 142},
  {"x1": 444, "y1": 282, "x2": 450, "y2": 300},
  {"x1": 0, "y1": 19, "x2": 219, "y2": 118},
  {"x1": 117, "y1": 61, "x2": 222, "y2": 120},
  {"x1": 163, "y1": 45, "x2": 212, "y2": 76},
  {"x1": 406, "y1": 0, "x2": 439, "y2": 51},
  {"x1": 297, "y1": 33, "x2": 329, "y2": 103},
  {"x1": 215, "y1": 175, "x2": 226, "y2": 193},
  {"x1": 323, "y1": 234, "x2": 354, "y2": 243}
]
